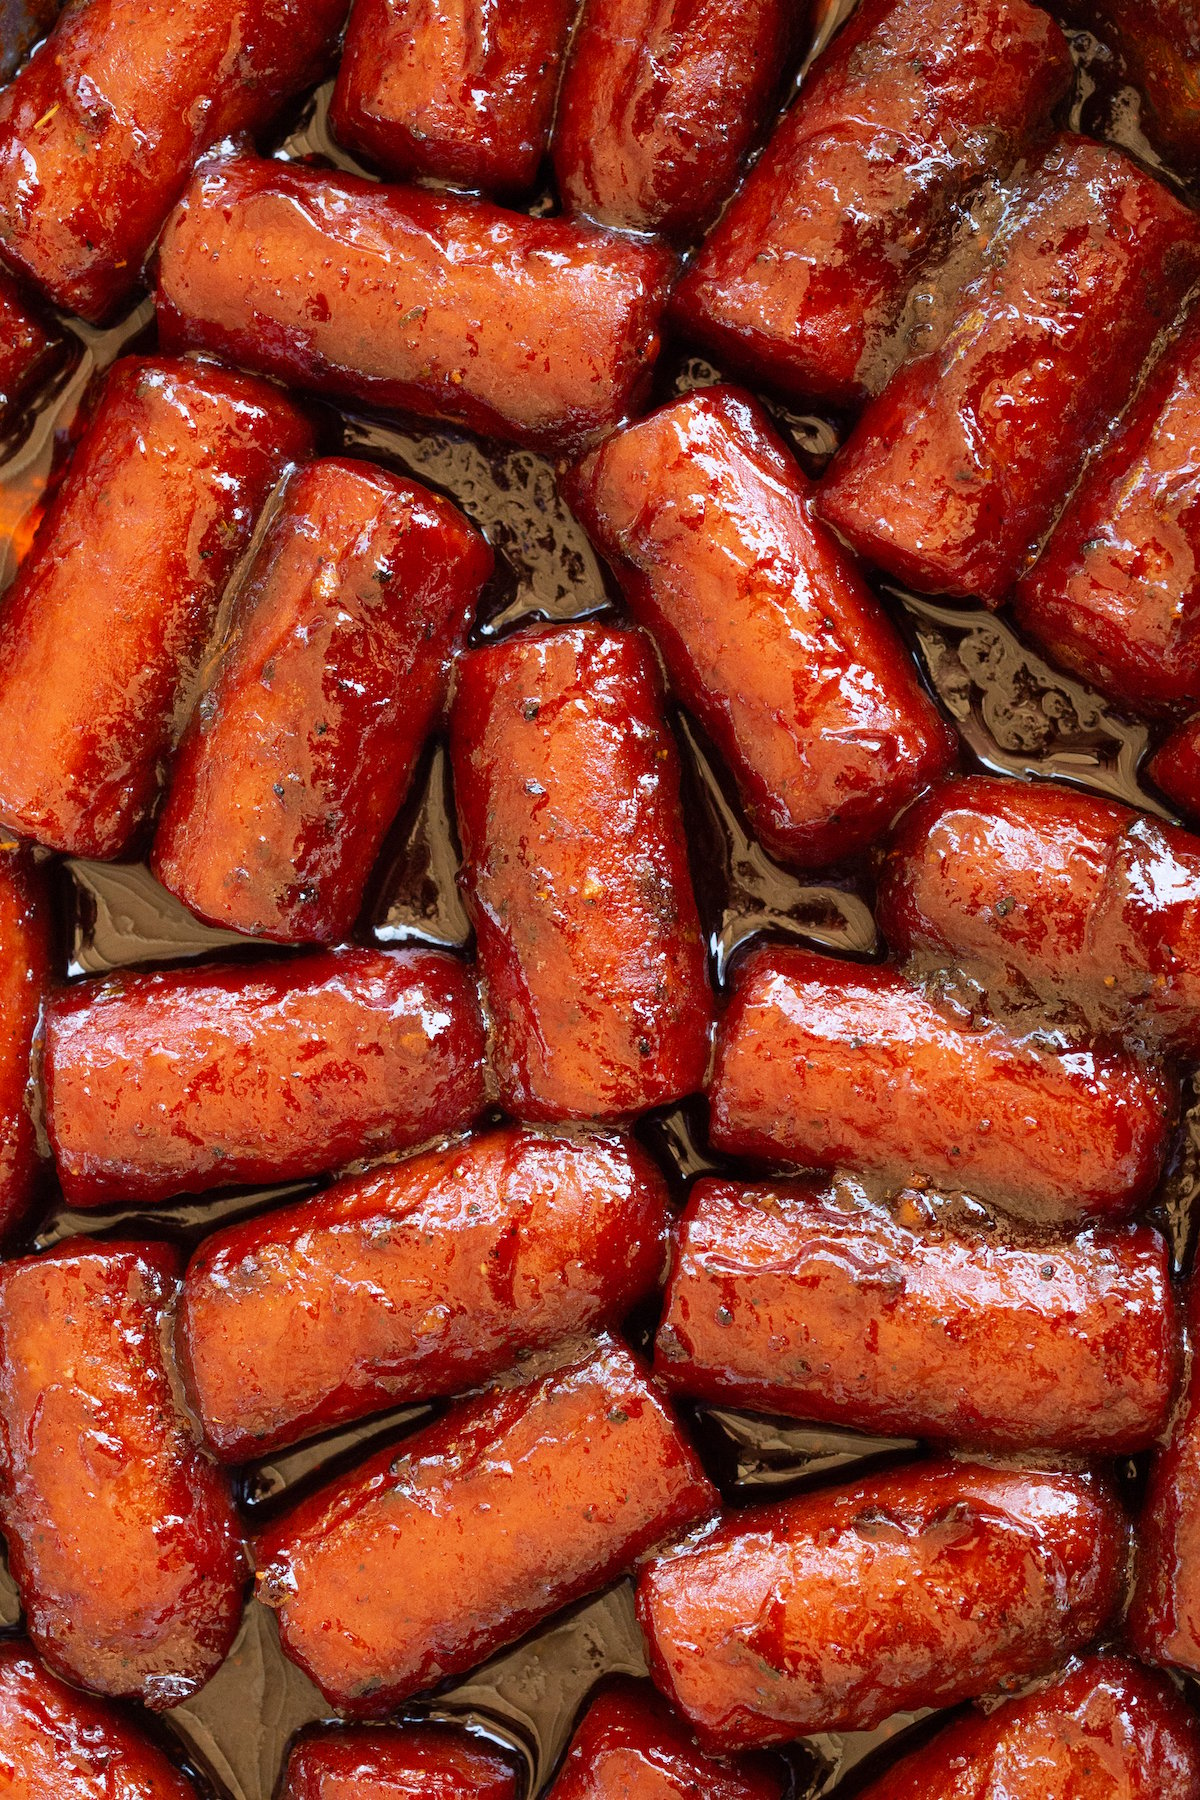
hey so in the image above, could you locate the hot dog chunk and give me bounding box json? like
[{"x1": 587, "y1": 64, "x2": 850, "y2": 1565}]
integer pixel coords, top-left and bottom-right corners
[
  {"x1": 0, "y1": 844, "x2": 52, "y2": 1240},
  {"x1": 153, "y1": 458, "x2": 491, "y2": 945},
  {"x1": 281, "y1": 1724, "x2": 519, "y2": 1799},
  {"x1": 156, "y1": 154, "x2": 674, "y2": 454},
  {"x1": 818, "y1": 136, "x2": 1200, "y2": 602},
  {"x1": 0, "y1": 268, "x2": 59, "y2": 431},
  {"x1": 669, "y1": 0, "x2": 1072, "y2": 406},
  {"x1": 655, "y1": 1178, "x2": 1178, "y2": 1453},
  {"x1": 1129, "y1": 1266, "x2": 1200, "y2": 1674},
  {"x1": 1059, "y1": 0, "x2": 1200, "y2": 175},
  {"x1": 44, "y1": 947, "x2": 485, "y2": 1207},
  {"x1": 256, "y1": 1337, "x2": 716, "y2": 1713},
  {"x1": 548, "y1": 1682, "x2": 787, "y2": 1798},
  {"x1": 637, "y1": 1461, "x2": 1129, "y2": 1750},
  {"x1": 0, "y1": 1242, "x2": 245, "y2": 1707},
  {"x1": 569, "y1": 387, "x2": 954, "y2": 868},
  {"x1": 1150, "y1": 715, "x2": 1200, "y2": 822},
  {"x1": 0, "y1": 355, "x2": 313, "y2": 861},
  {"x1": 0, "y1": 0, "x2": 349, "y2": 321},
  {"x1": 450, "y1": 625, "x2": 713, "y2": 1121},
  {"x1": 179, "y1": 1125, "x2": 671, "y2": 1460}
]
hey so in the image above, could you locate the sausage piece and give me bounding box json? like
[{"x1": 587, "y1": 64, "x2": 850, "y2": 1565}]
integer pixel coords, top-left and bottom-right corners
[
  {"x1": 1130, "y1": 1267, "x2": 1200, "y2": 1674},
  {"x1": 0, "y1": 844, "x2": 53, "y2": 1240},
  {"x1": 44, "y1": 946, "x2": 486, "y2": 1207},
  {"x1": 817, "y1": 136, "x2": 1200, "y2": 602},
  {"x1": 450, "y1": 625, "x2": 713, "y2": 1121},
  {"x1": 1059, "y1": 0, "x2": 1200, "y2": 175},
  {"x1": 636, "y1": 1460, "x2": 1129, "y2": 1750},
  {"x1": 281, "y1": 1724, "x2": 519, "y2": 1799},
  {"x1": 157, "y1": 154, "x2": 674, "y2": 455},
  {"x1": 330, "y1": 0, "x2": 574, "y2": 196},
  {"x1": 668, "y1": 0, "x2": 1072, "y2": 407},
  {"x1": 179, "y1": 1125, "x2": 671, "y2": 1460},
  {"x1": 707, "y1": 944, "x2": 1174, "y2": 1223},
  {"x1": 0, "y1": 268, "x2": 59, "y2": 431},
  {"x1": 0, "y1": 0, "x2": 349, "y2": 321},
  {"x1": 547, "y1": 1681, "x2": 787, "y2": 1799},
  {"x1": 152, "y1": 457, "x2": 491, "y2": 945},
  {"x1": 0, "y1": 1242, "x2": 245, "y2": 1707},
  {"x1": 256, "y1": 1336, "x2": 716, "y2": 1713},
  {"x1": 568, "y1": 387, "x2": 955, "y2": 869},
  {"x1": 1150, "y1": 715, "x2": 1200, "y2": 823},
  {"x1": 654, "y1": 1178, "x2": 1179, "y2": 1453},
  {"x1": 0, "y1": 355, "x2": 313, "y2": 861},
  {"x1": 552, "y1": 0, "x2": 798, "y2": 241}
]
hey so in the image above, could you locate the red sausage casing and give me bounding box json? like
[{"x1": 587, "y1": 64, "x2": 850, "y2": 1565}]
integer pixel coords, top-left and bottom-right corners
[
  {"x1": 548, "y1": 1682, "x2": 787, "y2": 1799},
  {"x1": 0, "y1": 1242, "x2": 245, "y2": 1708},
  {"x1": 0, "y1": 356, "x2": 313, "y2": 861},
  {"x1": 552, "y1": 0, "x2": 797, "y2": 240},
  {"x1": 669, "y1": 0, "x2": 1072, "y2": 407},
  {"x1": 153, "y1": 457, "x2": 491, "y2": 944},
  {"x1": 0, "y1": 1640, "x2": 199, "y2": 1799},
  {"x1": 281, "y1": 1725, "x2": 519, "y2": 1799},
  {"x1": 708, "y1": 944, "x2": 1173, "y2": 1224},
  {"x1": 655, "y1": 1178, "x2": 1179, "y2": 1453},
  {"x1": 256, "y1": 1336, "x2": 716, "y2": 1713},
  {"x1": 330, "y1": 0, "x2": 574, "y2": 195},
  {"x1": 0, "y1": 268, "x2": 59, "y2": 430},
  {"x1": 450, "y1": 625, "x2": 713, "y2": 1122},
  {"x1": 179, "y1": 1125, "x2": 672, "y2": 1460},
  {"x1": 569, "y1": 387, "x2": 954, "y2": 868},
  {"x1": 1130, "y1": 1267, "x2": 1200, "y2": 1674},
  {"x1": 157, "y1": 154, "x2": 674, "y2": 454},
  {"x1": 877, "y1": 774, "x2": 1200, "y2": 1052},
  {"x1": 0, "y1": 845, "x2": 52, "y2": 1240},
  {"x1": 637, "y1": 1460, "x2": 1129, "y2": 1750},
  {"x1": 0, "y1": 0, "x2": 348, "y2": 321},
  {"x1": 855, "y1": 1654, "x2": 1200, "y2": 1800},
  {"x1": 44, "y1": 946, "x2": 486, "y2": 1207},
  {"x1": 818, "y1": 136, "x2": 1200, "y2": 603},
  {"x1": 1151, "y1": 714, "x2": 1200, "y2": 823}
]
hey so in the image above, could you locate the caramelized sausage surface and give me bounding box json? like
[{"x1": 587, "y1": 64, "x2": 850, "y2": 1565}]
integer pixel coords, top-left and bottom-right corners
[
  {"x1": 547, "y1": 1681, "x2": 787, "y2": 1798},
  {"x1": 0, "y1": 844, "x2": 52, "y2": 1241},
  {"x1": 281, "y1": 1724, "x2": 520, "y2": 1799},
  {"x1": 1150, "y1": 715, "x2": 1200, "y2": 823},
  {"x1": 44, "y1": 946, "x2": 486, "y2": 1207},
  {"x1": 0, "y1": 1242, "x2": 245, "y2": 1707},
  {"x1": 256, "y1": 1337, "x2": 716, "y2": 1713},
  {"x1": 1130, "y1": 1267, "x2": 1200, "y2": 1674},
  {"x1": 0, "y1": 268, "x2": 59, "y2": 429}
]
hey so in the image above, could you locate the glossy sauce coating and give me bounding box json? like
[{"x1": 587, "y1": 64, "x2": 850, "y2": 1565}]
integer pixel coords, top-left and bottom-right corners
[
  {"x1": 707, "y1": 943, "x2": 1173, "y2": 1223},
  {"x1": 450, "y1": 624, "x2": 713, "y2": 1121},
  {"x1": 877, "y1": 774, "x2": 1200, "y2": 1052},
  {"x1": 855, "y1": 1654, "x2": 1200, "y2": 1799},
  {"x1": 0, "y1": 268, "x2": 58, "y2": 430},
  {"x1": 1014, "y1": 303, "x2": 1200, "y2": 716},
  {"x1": 0, "y1": 0, "x2": 59, "y2": 81},
  {"x1": 330, "y1": 0, "x2": 575, "y2": 195},
  {"x1": 281, "y1": 1723, "x2": 519, "y2": 1799},
  {"x1": 547, "y1": 1681, "x2": 787, "y2": 1799},
  {"x1": 256, "y1": 1336, "x2": 717, "y2": 1713},
  {"x1": 1129, "y1": 1267, "x2": 1200, "y2": 1673},
  {"x1": 637, "y1": 1460, "x2": 1129, "y2": 1750},
  {"x1": 152, "y1": 457, "x2": 491, "y2": 945},
  {"x1": 0, "y1": 845, "x2": 52, "y2": 1241},
  {"x1": 818, "y1": 136, "x2": 1200, "y2": 603},
  {"x1": 551, "y1": 0, "x2": 797, "y2": 240},
  {"x1": 44, "y1": 946, "x2": 486, "y2": 1207},
  {"x1": 569, "y1": 387, "x2": 955, "y2": 868},
  {"x1": 0, "y1": 1641, "x2": 198, "y2": 1799},
  {"x1": 179, "y1": 1125, "x2": 672, "y2": 1460},
  {"x1": 654, "y1": 1178, "x2": 1178, "y2": 1453},
  {"x1": 0, "y1": 356, "x2": 313, "y2": 861},
  {"x1": 0, "y1": 1242, "x2": 245, "y2": 1708},
  {"x1": 1149, "y1": 713, "x2": 1200, "y2": 822},
  {"x1": 157, "y1": 154, "x2": 675, "y2": 454},
  {"x1": 668, "y1": 0, "x2": 1072, "y2": 407},
  {"x1": 0, "y1": 0, "x2": 348, "y2": 322},
  {"x1": 1061, "y1": 0, "x2": 1200, "y2": 174}
]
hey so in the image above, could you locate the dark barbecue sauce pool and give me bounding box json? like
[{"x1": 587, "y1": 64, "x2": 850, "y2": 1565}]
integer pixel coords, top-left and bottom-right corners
[{"x1": 0, "y1": 3, "x2": 1198, "y2": 1795}]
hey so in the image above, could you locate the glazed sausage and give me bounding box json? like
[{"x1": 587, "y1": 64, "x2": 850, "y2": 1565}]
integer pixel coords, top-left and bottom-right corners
[
  {"x1": 156, "y1": 154, "x2": 674, "y2": 454},
  {"x1": 179, "y1": 1125, "x2": 672, "y2": 1460},
  {"x1": 152, "y1": 458, "x2": 491, "y2": 945},
  {"x1": 449, "y1": 624, "x2": 713, "y2": 1121},
  {"x1": 281, "y1": 1724, "x2": 519, "y2": 1799},
  {"x1": 877, "y1": 774, "x2": 1200, "y2": 1052},
  {"x1": 44, "y1": 946, "x2": 486, "y2": 1208},
  {"x1": 817, "y1": 136, "x2": 1200, "y2": 602},
  {"x1": 0, "y1": 0, "x2": 60, "y2": 82},
  {"x1": 256, "y1": 1336, "x2": 716, "y2": 1713},
  {"x1": 0, "y1": 356, "x2": 313, "y2": 861},
  {"x1": 655, "y1": 1178, "x2": 1178, "y2": 1453},
  {"x1": 707, "y1": 944, "x2": 1173, "y2": 1223},
  {"x1": 1129, "y1": 1267, "x2": 1200, "y2": 1674},
  {"x1": 0, "y1": 1242, "x2": 245, "y2": 1707},
  {"x1": 1059, "y1": 0, "x2": 1200, "y2": 174},
  {"x1": 668, "y1": 0, "x2": 1072, "y2": 407},
  {"x1": 547, "y1": 1681, "x2": 787, "y2": 1799},
  {"x1": 0, "y1": 844, "x2": 53, "y2": 1241},
  {"x1": 552, "y1": 0, "x2": 797, "y2": 240},
  {"x1": 1150, "y1": 715, "x2": 1200, "y2": 823},
  {"x1": 330, "y1": 0, "x2": 574, "y2": 195},
  {"x1": 0, "y1": 268, "x2": 59, "y2": 430},
  {"x1": 0, "y1": 0, "x2": 348, "y2": 322},
  {"x1": 568, "y1": 387, "x2": 955, "y2": 869},
  {"x1": 636, "y1": 1460, "x2": 1129, "y2": 1750},
  {"x1": 0, "y1": 1640, "x2": 199, "y2": 1798},
  {"x1": 855, "y1": 1654, "x2": 1200, "y2": 1799}
]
